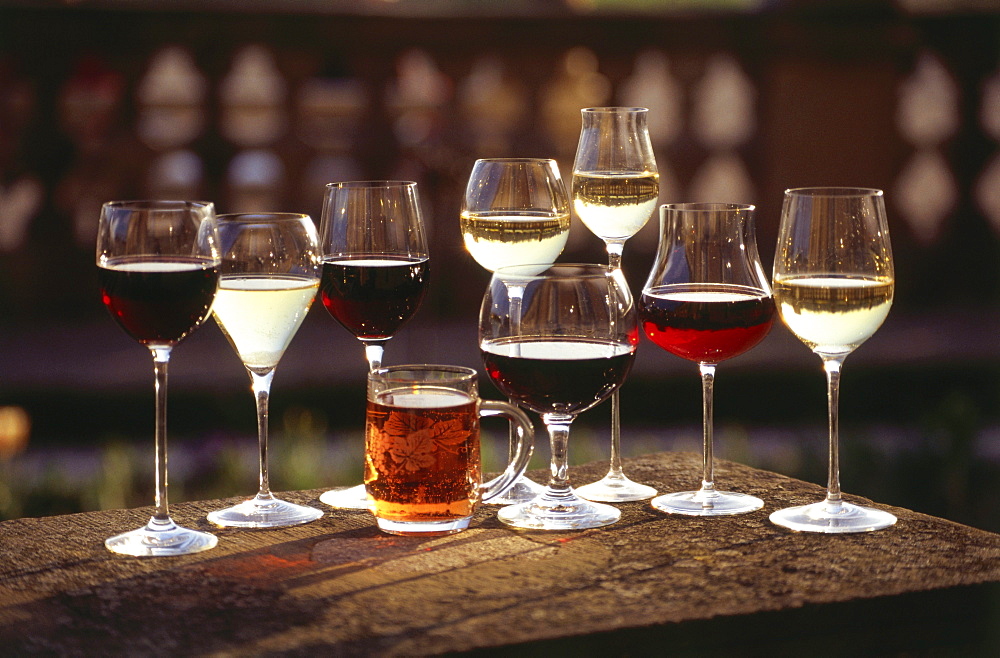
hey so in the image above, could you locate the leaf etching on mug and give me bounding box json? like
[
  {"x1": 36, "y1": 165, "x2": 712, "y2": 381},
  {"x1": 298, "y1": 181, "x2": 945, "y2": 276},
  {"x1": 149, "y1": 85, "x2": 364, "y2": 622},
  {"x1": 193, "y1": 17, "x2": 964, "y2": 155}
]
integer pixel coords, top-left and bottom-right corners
[{"x1": 380, "y1": 410, "x2": 468, "y2": 474}]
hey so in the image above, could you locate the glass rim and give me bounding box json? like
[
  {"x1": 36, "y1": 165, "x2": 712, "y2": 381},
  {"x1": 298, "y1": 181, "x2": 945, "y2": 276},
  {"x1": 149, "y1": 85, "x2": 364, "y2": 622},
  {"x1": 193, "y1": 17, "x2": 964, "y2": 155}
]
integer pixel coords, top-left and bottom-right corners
[
  {"x1": 784, "y1": 187, "x2": 884, "y2": 198},
  {"x1": 216, "y1": 212, "x2": 311, "y2": 223},
  {"x1": 492, "y1": 262, "x2": 613, "y2": 277},
  {"x1": 472, "y1": 157, "x2": 558, "y2": 165},
  {"x1": 324, "y1": 180, "x2": 417, "y2": 190},
  {"x1": 661, "y1": 202, "x2": 755, "y2": 213},
  {"x1": 581, "y1": 106, "x2": 648, "y2": 114},
  {"x1": 371, "y1": 364, "x2": 478, "y2": 383},
  {"x1": 102, "y1": 200, "x2": 215, "y2": 211}
]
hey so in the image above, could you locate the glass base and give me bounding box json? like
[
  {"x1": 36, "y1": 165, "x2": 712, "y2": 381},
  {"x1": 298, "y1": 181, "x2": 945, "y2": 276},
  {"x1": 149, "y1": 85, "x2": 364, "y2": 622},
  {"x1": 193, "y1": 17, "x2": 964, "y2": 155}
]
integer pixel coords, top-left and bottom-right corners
[
  {"x1": 770, "y1": 499, "x2": 897, "y2": 533},
  {"x1": 651, "y1": 489, "x2": 764, "y2": 516},
  {"x1": 207, "y1": 495, "x2": 324, "y2": 529},
  {"x1": 319, "y1": 484, "x2": 369, "y2": 509},
  {"x1": 484, "y1": 474, "x2": 547, "y2": 505},
  {"x1": 375, "y1": 516, "x2": 472, "y2": 536},
  {"x1": 105, "y1": 517, "x2": 218, "y2": 557},
  {"x1": 497, "y1": 489, "x2": 621, "y2": 530},
  {"x1": 576, "y1": 473, "x2": 657, "y2": 503}
]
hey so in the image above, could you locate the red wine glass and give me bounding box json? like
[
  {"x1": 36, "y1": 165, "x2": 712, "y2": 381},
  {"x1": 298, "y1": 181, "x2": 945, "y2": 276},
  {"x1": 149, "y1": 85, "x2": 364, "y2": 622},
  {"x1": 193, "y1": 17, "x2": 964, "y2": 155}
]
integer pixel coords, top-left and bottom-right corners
[
  {"x1": 97, "y1": 200, "x2": 220, "y2": 556},
  {"x1": 317, "y1": 181, "x2": 430, "y2": 509},
  {"x1": 640, "y1": 203, "x2": 774, "y2": 516}
]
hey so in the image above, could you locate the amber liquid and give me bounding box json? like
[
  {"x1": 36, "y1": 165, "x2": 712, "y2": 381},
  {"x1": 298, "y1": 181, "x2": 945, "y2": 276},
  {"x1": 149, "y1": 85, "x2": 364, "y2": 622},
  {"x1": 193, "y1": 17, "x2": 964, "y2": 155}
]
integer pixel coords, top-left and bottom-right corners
[{"x1": 365, "y1": 389, "x2": 481, "y2": 523}]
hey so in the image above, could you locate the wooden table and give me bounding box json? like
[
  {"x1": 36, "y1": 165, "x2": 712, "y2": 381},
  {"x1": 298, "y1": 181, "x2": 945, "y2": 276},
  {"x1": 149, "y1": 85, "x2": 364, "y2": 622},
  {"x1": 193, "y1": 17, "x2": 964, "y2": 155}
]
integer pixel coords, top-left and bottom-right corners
[{"x1": 1, "y1": 452, "x2": 999, "y2": 655}]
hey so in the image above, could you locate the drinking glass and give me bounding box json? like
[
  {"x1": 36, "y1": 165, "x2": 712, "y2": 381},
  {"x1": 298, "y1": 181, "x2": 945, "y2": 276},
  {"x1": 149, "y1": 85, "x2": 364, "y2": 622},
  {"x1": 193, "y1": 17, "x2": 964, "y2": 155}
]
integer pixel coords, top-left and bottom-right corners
[
  {"x1": 207, "y1": 213, "x2": 324, "y2": 528},
  {"x1": 461, "y1": 157, "x2": 571, "y2": 503},
  {"x1": 770, "y1": 187, "x2": 897, "y2": 533},
  {"x1": 480, "y1": 263, "x2": 638, "y2": 530},
  {"x1": 317, "y1": 181, "x2": 430, "y2": 509},
  {"x1": 97, "y1": 200, "x2": 220, "y2": 556},
  {"x1": 572, "y1": 107, "x2": 659, "y2": 502},
  {"x1": 641, "y1": 203, "x2": 774, "y2": 515}
]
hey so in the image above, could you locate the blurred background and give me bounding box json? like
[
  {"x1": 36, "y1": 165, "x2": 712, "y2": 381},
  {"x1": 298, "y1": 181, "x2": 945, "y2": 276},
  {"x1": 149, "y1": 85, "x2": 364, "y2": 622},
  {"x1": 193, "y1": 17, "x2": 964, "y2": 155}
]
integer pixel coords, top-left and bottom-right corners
[{"x1": 1, "y1": 0, "x2": 999, "y2": 531}]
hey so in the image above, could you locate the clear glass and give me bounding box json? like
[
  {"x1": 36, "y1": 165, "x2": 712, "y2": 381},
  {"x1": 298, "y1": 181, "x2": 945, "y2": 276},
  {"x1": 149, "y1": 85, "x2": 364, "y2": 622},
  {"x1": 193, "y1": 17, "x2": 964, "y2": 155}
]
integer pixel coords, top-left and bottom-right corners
[
  {"x1": 96, "y1": 200, "x2": 220, "y2": 556},
  {"x1": 207, "y1": 213, "x2": 324, "y2": 528},
  {"x1": 316, "y1": 181, "x2": 430, "y2": 509},
  {"x1": 480, "y1": 264, "x2": 638, "y2": 530},
  {"x1": 642, "y1": 203, "x2": 774, "y2": 515},
  {"x1": 461, "y1": 158, "x2": 572, "y2": 503},
  {"x1": 770, "y1": 187, "x2": 897, "y2": 533},
  {"x1": 572, "y1": 107, "x2": 659, "y2": 502}
]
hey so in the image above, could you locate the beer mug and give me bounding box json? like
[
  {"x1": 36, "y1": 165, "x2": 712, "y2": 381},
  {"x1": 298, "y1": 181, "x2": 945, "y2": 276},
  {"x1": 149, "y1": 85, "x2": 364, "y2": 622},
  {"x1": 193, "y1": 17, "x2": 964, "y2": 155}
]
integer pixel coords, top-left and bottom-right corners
[{"x1": 365, "y1": 364, "x2": 534, "y2": 535}]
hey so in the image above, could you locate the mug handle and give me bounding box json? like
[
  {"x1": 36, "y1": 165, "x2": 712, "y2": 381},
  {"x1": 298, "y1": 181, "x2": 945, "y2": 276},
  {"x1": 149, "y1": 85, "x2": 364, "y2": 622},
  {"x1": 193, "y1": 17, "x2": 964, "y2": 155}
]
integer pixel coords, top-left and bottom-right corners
[{"x1": 478, "y1": 400, "x2": 534, "y2": 503}]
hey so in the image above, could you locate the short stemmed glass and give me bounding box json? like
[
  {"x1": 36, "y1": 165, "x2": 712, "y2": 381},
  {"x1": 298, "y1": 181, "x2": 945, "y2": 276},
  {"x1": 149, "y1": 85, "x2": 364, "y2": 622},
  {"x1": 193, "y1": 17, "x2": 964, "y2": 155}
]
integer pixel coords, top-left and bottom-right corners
[
  {"x1": 97, "y1": 200, "x2": 220, "y2": 556},
  {"x1": 317, "y1": 181, "x2": 430, "y2": 509},
  {"x1": 480, "y1": 264, "x2": 638, "y2": 530},
  {"x1": 207, "y1": 213, "x2": 324, "y2": 528},
  {"x1": 770, "y1": 187, "x2": 897, "y2": 533},
  {"x1": 461, "y1": 157, "x2": 572, "y2": 503},
  {"x1": 572, "y1": 107, "x2": 659, "y2": 502},
  {"x1": 641, "y1": 203, "x2": 775, "y2": 515}
]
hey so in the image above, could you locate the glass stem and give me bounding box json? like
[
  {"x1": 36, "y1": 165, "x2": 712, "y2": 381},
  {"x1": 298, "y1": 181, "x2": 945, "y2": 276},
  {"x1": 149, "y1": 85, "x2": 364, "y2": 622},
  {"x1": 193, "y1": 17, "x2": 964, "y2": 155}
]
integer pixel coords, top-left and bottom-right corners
[
  {"x1": 606, "y1": 242, "x2": 624, "y2": 271},
  {"x1": 150, "y1": 347, "x2": 172, "y2": 524},
  {"x1": 605, "y1": 242, "x2": 625, "y2": 478},
  {"x1": 823, "y1": 355, "x2": 846, "y2": 509},
  {"x1": 542, "y1": 414, "x2": 575, "y2": 500},
  {"x1": 250, "y1": 369, "x2": 276, "y2": 500},
  {"x1": 700, "y1": 363, "x2": 717, "y2": 493},
  {"x1": 362, "y1": 340, "x2": 385, "y2": 372}
]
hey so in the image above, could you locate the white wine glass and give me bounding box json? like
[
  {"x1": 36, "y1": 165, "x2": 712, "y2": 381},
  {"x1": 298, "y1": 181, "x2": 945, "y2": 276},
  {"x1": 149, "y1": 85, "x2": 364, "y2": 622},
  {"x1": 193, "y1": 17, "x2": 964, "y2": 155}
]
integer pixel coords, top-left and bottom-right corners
[
  {"x1": 572, "y1": 106, "x2": 659, "y2": 502},
  {"x1": 481, "y1": 264, "x2": 638, "y2": 530},
  {"x1": 97, "y1": 200, "x2": 220, "y2": 556},
  {"x1": 207, "y1": 213, "x2": 324, "y2": 528},
  {"x1": 461, "y1": 157, "x2": 571, "y2": 504},
  {"x1": 317, "y1": 181, "x2": 430, "y2": 509},
  {"x1": 771, "y1": 187, "x2": 897, "y2": 533}
]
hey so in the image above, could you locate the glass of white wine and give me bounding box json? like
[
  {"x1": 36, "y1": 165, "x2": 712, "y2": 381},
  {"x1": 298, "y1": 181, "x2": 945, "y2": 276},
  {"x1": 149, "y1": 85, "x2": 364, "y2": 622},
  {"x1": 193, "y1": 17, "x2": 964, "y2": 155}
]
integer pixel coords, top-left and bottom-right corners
[
  {"x1": 461, "y1": 157, "x2": 571, "y2": 504},
  {"x1": 207, "y1": 213, "x2": 324, "y2": 528},
  {"x1": 770, "y1": 187, "x2": 897, "y2": 533},
  {"x1": 572, "y1": 106, "x2": 659, "y2": 503}
]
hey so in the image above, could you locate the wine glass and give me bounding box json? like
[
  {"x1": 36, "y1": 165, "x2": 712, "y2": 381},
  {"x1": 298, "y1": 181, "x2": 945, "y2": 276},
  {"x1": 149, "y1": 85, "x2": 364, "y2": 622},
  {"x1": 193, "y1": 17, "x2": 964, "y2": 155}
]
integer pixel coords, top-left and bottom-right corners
[
  {"x1": 317, "y1": 181, "x2": 430, "y2": 509},
  {"x1": 641, "y1": 203, "x2": 774, "y2": 515},
  {"x1": 770, "y1": 187, "x2": 897, "y2": 533},
  {"x1": 96, "y1": 200, "x2": 220, "y2": 556},
  {"x1": 572, "y1": 106, "x2": 659, "y2": 502},
  {"x1": 207, "y1": 213, "x2": 324, "y2": 528},
  {"x1": 480, "y1": 263, "x2": 638, "y2": 530},
  {"x1": 461, "y1": 157, "x2": 571, "y2": 503}
]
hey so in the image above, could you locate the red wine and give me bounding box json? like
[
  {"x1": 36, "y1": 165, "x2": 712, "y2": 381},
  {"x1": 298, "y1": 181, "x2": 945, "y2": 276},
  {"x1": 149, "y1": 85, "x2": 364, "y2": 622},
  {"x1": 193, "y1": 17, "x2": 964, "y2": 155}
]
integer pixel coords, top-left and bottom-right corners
[
  {"x1": 481, "y1": 338, "x2": 635, "y2": 417},
  {"x1": 320, "y1": 256, "x2": 429, "y2": 339},
  {"x1": 99, "y1": 257, "x2": 219, "y2": 346},
  {"x1": 640, "y1": 284, "x2": 774, "y2": 364}
]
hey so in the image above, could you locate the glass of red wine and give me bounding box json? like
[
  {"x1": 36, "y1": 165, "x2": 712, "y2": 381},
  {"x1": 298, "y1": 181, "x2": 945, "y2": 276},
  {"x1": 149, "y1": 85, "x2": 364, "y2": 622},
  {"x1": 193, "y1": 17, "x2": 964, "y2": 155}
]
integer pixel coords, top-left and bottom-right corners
[
  {"x1": 317, "y1": 181, "x2": 430, "y2": 509},
  {"x1": 97, "y1": 200, "x2": 220, "y2": 556},
  {"x1": 640, "y1": 203, "x2": 774, "y2": 516},
  {"x1": 481, "y1": 263, "x2": 638, "y2": 530}
]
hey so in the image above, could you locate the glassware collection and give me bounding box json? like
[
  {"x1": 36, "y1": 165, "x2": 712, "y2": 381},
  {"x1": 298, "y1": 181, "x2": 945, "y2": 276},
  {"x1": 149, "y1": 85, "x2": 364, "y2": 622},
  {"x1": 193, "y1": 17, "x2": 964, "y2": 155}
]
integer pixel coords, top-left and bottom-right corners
[{"x1": 96, "y1": 108, "x2": 898, "y2": 555}]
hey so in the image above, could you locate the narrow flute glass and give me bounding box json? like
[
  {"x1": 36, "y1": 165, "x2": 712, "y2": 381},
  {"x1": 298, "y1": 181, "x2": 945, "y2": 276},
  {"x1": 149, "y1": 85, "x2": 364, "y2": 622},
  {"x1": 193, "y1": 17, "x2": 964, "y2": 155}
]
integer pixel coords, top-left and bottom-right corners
[
  {"x1": 641, "y1": 203, "x2": 774, "y2": 515},
  {"x1": 770, "y1": 187, "x2": 897, "y2": 533},
  {"x1": 572, "y1": 107, "x2": 659, "y2": 502},
  {"x1": 317, "y1": 181, "x2": 430, "y2": 509},
  {"x1": 97, "y1": 200, "x2": 220, "y2": 556},
  {"x1": 207, "y1": 213, "x2": 324, "y2": 528}
]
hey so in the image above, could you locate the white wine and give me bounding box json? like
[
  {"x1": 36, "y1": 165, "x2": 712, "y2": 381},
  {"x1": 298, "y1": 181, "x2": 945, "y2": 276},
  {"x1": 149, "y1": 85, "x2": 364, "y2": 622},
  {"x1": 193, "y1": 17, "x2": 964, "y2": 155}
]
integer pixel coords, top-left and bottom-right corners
[
  {"x1": 460, "y1": 211, "x2": 570, "y2": 273},
  {"x1": 773, "y1": 275, "x2": 893, "y2": 355},
  {"x1": 213, "y1": 275, "x2": 319, "y2": 372},
  {"x1": 572, "y1": 171, "x2": 659, "y2": 241}
]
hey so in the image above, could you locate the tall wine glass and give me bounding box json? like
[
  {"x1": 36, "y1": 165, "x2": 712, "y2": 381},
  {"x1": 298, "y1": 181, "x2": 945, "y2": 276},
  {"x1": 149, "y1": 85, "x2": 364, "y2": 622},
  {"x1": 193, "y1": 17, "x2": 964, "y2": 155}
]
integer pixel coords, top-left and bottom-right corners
[
  {"x1": 770, "y1": 187, "x2": 896, "y2": 533},
  {"x1": 207, "y1": 213, "x2": 324, "y2": 528},
  {"x1": 97, "y1": 200, "x2": 220, "y2": 556},
  {"x1": 317, "y1": 181, "x2": 430, "y2": 509},
  {"x1": 641, "y1": 203, "x2": 774, "y2": 515},
  {"x1": 480, "y1": 264, "x2": 638, "y2": 530},
  {"x1": 461, "y1": 157, "x2": 571, "y2": 503},
  {"x1": 572, "y1": 106, "x2": 659, "y2": 502}
]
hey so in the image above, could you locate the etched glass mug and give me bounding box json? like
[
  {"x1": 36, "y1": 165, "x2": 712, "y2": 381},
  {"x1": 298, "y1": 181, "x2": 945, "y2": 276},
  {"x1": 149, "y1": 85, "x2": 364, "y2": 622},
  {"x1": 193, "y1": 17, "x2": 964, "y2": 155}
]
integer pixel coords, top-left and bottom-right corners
[{"x1": 364, "y1": 364, "x2": 534, "y2": 536}]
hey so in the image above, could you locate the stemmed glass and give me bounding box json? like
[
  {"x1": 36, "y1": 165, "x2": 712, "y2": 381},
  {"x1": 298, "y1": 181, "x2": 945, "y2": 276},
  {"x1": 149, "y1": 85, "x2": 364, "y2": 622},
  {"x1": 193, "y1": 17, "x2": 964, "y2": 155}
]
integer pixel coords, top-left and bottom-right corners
[
  {"x1": 97, "y1": 200, "x2": 220, "y2": 556},
  {"x1": 207, "y1": 213, "x2": 324, "y2": 528},
  {"x1": 461, "y1": 157, "x2": 571, "y2": 503},
  {"x1": 317, "y1": 181, "x2": 430, "y2": 509},
  {"x1": 641, "y1": 203, "x2": 775, "y2": 515},
  {"x1": 572, "y1": 106, "x2": 659, "y2": 502},
  {"x1": 770, "y1": 187, "x2": 896, "y2": 533},
  {"x1": 480, "y1": 263, "x2": 638, "y2": 530}
]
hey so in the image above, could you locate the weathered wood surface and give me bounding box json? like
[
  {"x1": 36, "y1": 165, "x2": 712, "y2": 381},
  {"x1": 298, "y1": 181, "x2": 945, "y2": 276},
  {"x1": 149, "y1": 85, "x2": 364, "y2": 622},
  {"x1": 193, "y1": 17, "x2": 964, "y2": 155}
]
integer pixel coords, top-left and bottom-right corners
[{"x1": 1, "y1": 452, "x2": 1000, "y2": 656}]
